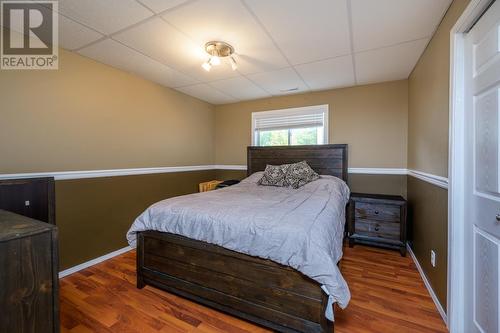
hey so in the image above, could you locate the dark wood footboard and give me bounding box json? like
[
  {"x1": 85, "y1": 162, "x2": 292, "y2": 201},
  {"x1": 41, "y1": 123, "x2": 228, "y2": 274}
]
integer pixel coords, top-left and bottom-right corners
[{"x1": 136, "y1": 231, "x2": 334, "y2": 333}]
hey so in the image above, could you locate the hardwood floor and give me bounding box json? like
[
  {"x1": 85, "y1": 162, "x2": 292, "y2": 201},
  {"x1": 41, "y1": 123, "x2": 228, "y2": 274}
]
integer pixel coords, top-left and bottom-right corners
[{"x1": 60, "y1": 245, "x2": 448, "y2": 333}]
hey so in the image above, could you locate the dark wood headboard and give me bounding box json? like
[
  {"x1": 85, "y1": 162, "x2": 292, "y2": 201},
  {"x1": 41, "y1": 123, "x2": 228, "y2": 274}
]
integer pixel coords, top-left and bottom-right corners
[{"x1": 247, "y1": 144, "x2": 348, "y2": 181}]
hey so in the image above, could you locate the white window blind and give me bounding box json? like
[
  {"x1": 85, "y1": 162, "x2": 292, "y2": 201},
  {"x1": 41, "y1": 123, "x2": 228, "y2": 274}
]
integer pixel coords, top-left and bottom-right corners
[
  {"x1": 251, "y1": 105, "x2": 329, "y2": 146},
  {"x1": 254, "y1": 112, "x2": 324, "y2": 131}
]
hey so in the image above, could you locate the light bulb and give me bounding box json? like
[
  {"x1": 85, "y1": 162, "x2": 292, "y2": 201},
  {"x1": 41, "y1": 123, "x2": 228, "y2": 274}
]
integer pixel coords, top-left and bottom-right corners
[
  {"x1": 202, "y1": 61, "x2": 211, "y2": 72},
  {"x1": 230, "y1": 56, "x2": 237, "y2": 70},
  {"x1": 211, "y1": 56, "x2": 221, "y2": 66}
]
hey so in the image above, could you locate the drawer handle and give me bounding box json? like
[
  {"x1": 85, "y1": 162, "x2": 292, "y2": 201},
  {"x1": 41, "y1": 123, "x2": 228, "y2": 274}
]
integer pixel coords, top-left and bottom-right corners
[
  {"x1": 374, "y1": 225, "x2": 380, "y2": 232},
  {"x1": 374, "y1": 210, "x2": 379, "y2": 215}
]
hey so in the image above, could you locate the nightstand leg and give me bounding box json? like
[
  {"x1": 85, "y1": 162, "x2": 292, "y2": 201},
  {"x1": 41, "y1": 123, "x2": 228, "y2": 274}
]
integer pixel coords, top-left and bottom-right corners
[
  {"x1": 399, "y1": 246, "x2": 407, "y2": 257},
  {"x1": 348, "y1": 238, "x2": 355, "y2": 248},
  {"x1": 137, "y1": 274, "x2": 145, "y2": 289}
]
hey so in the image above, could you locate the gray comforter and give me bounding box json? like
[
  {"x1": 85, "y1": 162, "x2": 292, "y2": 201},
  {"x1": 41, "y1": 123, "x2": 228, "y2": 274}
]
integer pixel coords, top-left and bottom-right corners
[{"x1": 126, "y1": 172, "x2": 351, "y2": 320}]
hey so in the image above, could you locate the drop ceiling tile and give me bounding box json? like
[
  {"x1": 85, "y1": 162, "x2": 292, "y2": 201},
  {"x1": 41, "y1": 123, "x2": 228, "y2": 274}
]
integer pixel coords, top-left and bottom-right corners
[
  {"x1": 176, "y1": 84, "x2": 238, "y2": 104},
  {"x1": 113, "y1": 18, "x2": 199, "y2": 68},
  {"x1": 78, "y1": 39, "x2": 198, "y2": 88},
  {"x1": 351, "y1": 0, "x2": 451, "y2": 52},
  {"x1": 138, "y1": 0, "x2": 190, "y2": 14},
  {"x1": 295, "y1": 55, "x2": 355, "y2": 91},
  {"x1": 58, "y1": 15, "x2": 104, "y2": 50},
  {"x1": 209, "y1": 76, "x2": 271, "y2": 100},
  {"x1": 355, "y1": 38, "x2": 429, "y2": 84},
  {"x1": 243, "y1": 0, "x2": 350, "y2": 65},
  {"x1": 58, "y1": 0, "x2": 153, "y2": 35},
  {"x1": 114, "y1": 17, "x2": 238, "y2": 82},
  {"x1": 3, "y1": 3, "x2": 104, "y2": 51},
  {"x1": 162, "y1": 0, "x2": 289, "y2": 75},
  {"x1": 247, "y1": 68, "x2": 308, "y2": 96}
]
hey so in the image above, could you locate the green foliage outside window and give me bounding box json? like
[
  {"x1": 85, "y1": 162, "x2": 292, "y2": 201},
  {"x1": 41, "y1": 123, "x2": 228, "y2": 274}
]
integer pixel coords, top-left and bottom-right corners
[
  {"x1": 258, "y1": 127, "x2": 319, "y2": 146},
  {"x1": 259, "y1": 129, "x2": 288, "y2": 146},
  {"x1": 291, "y1": 127, "x2": 317, "y2": 145}
]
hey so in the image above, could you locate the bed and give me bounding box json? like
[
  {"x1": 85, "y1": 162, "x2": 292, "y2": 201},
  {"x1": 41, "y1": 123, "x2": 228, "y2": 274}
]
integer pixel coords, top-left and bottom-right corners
[{"x1": 128, "y1": 144, "x2": 349, "y2": 333}]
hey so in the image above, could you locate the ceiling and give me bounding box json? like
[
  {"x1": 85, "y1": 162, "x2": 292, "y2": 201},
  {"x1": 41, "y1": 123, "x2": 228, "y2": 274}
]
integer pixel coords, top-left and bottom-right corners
[{"x1": 35, "y1": 0, "x2": 452, "y2": 104}]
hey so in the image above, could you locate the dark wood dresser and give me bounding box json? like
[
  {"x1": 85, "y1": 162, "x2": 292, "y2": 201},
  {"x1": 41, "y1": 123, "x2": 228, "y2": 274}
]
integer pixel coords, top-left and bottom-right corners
[
  {"x1": 347, "y1": 193, "x2": 408, "y2": 256},
  {"x1": 0, "y1": 177, "x2": 55, "y2": 224},
  {"x1": 0, "y1": 209, "x2": 59, "y2": 333}
]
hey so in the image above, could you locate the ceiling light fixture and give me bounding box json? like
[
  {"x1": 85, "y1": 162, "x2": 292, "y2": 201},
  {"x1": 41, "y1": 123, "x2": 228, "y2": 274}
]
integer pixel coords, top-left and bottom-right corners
[
  {"x1": 201, "y1": 60, "x2": 212, "y2": 72},
  {"x1": 201, "y1": 41, "x2": 237, "y2": 72},
  {"x1": 211, "y1": 55, "x2": 221, "y2": 66},
  {"x1": 230, "y1": 56, "x2": 237, "y2": 71}
]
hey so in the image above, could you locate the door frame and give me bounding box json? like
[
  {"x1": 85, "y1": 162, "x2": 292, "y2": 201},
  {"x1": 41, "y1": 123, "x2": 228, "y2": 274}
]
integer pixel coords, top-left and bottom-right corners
[{"x1": 448, "y1": 0, "x2": 495, "y2": 331}]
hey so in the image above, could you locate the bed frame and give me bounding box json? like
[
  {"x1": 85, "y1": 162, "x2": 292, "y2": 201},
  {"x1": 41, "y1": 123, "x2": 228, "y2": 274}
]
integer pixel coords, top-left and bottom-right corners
[{"x1": 136, "y1": 144, "x2": 348, "y2": 333}]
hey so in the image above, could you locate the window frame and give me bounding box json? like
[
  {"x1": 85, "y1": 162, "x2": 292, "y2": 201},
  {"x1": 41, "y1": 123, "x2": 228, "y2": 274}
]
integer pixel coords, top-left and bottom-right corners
[{"x1": 251, "y1": 105, "x2": 329, "y2": 146}]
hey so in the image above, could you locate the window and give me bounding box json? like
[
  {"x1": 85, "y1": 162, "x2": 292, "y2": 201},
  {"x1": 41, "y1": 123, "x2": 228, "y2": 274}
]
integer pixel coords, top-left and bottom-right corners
[{"x1": 252, "y1": 105, "x2": 328, "y2": 146}]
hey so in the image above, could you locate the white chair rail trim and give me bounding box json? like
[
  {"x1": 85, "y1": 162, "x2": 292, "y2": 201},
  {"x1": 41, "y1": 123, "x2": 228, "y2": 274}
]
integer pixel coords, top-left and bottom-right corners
[
  {"x1": 0, "y1": 165, "x2": 448, "y2": 189},
  {"x1": 407, "y1": 169, "x2": 449, "y2": 189},
  {"x1": 348, "y1": 168, "x2": 407, "y2": 175},
  {"x1": 213, "y1": 165, "x2": 247, "y2": 170},
  {"x1": 0, "y1": 165, "x2": 216, "y2": 181}
]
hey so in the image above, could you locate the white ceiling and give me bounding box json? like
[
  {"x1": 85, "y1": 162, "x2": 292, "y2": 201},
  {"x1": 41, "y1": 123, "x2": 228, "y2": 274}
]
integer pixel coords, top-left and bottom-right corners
[{"x1": 42, "y1": 0, "x2": 452, "y2": 104}]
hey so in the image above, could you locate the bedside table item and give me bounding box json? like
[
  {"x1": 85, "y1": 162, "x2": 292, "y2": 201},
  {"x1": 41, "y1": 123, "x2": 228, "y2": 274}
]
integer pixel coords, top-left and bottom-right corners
[
  {"x1": 199, "y1": 180, "x2": 223, "y2": 192},
  {"x1": 347, "y1": 193, "x2": 407, "y2": 256},
  {"x1": 216, "y1": 179, "x2": 240, "y2": 189}
]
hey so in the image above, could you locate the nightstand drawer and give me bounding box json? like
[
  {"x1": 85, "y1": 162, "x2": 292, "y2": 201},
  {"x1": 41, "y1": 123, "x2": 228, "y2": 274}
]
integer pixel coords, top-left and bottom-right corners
[
  {"x1": 348, "y1": 193, "x2": 408, "y2": 256},
  {"x1": 355, "y1": 202, "x2": 400, "y2": 222},
  {"x1": 355, "y1": 219, "x2": 400, "y2": 241}
]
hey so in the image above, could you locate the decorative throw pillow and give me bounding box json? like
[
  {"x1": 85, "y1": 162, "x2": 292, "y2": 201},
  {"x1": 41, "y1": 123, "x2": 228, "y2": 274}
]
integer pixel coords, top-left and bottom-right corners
[
  {"x1": 258, "y1": 164, "x2": 291, "y2": 187},
  {"x1": 285, "y1": 161, "x2": 319, "y2": 189}
]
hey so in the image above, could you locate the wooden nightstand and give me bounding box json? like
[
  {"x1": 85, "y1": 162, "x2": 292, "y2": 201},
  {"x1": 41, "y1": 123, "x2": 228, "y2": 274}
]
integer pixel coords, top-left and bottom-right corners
[{"x1": 347, "y1": 193, "x2": 408, "y2": 256}]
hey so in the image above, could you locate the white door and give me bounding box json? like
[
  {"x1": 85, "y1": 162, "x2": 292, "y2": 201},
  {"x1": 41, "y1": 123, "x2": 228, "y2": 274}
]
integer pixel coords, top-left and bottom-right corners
[{"x1": 464, "y1": 1, "x2": 500, "y2": 332}]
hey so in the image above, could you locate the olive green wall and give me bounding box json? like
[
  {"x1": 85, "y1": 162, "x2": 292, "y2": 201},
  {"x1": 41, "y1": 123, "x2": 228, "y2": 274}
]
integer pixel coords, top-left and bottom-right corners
[
  {"x1": 407, "y1": 0, "x2": 471, "y2": 312},
  {"x1": 56, "y1": 169, "x2": 405, "y2": 270},
  {"x1": 349, "y1": 174, "x2": 407, "y2": 198},
  {"x1": 215, "y1": 170, "x2": 247, "y2": 181},
  {"x1": 56, "y1": 170, "x2": 216, "y2": 269},
  {"x1": 407, "y1": 177, "x2": 448, "y2": 309},
  {"x1": 216, "y1": 170, "x2": 407, "y2": 198}
]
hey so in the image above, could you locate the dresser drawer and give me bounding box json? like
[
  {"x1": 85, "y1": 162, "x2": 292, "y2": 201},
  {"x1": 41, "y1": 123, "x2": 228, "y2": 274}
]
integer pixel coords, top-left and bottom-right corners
[
  {"x1": 355, "y1": 202, "x2": 401, "y2": 222},
  {"x1": 354, "y1": 219, "x2": 400, "y2": 241}
]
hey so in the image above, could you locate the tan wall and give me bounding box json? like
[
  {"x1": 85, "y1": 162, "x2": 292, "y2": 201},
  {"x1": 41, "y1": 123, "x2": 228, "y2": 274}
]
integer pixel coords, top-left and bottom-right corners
[
  {"x1": 215, "y1": 80, "x2": 408, "y2": 169},
  {"x1": 0, "y1": 48, "x2": 215, "y2": 174},
  {"x1": 407, "y1": 0, "x2": 472, "y2": 312},
  {"x1": 408, "y1": 0, "x2": 471, "y2": 177}
]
